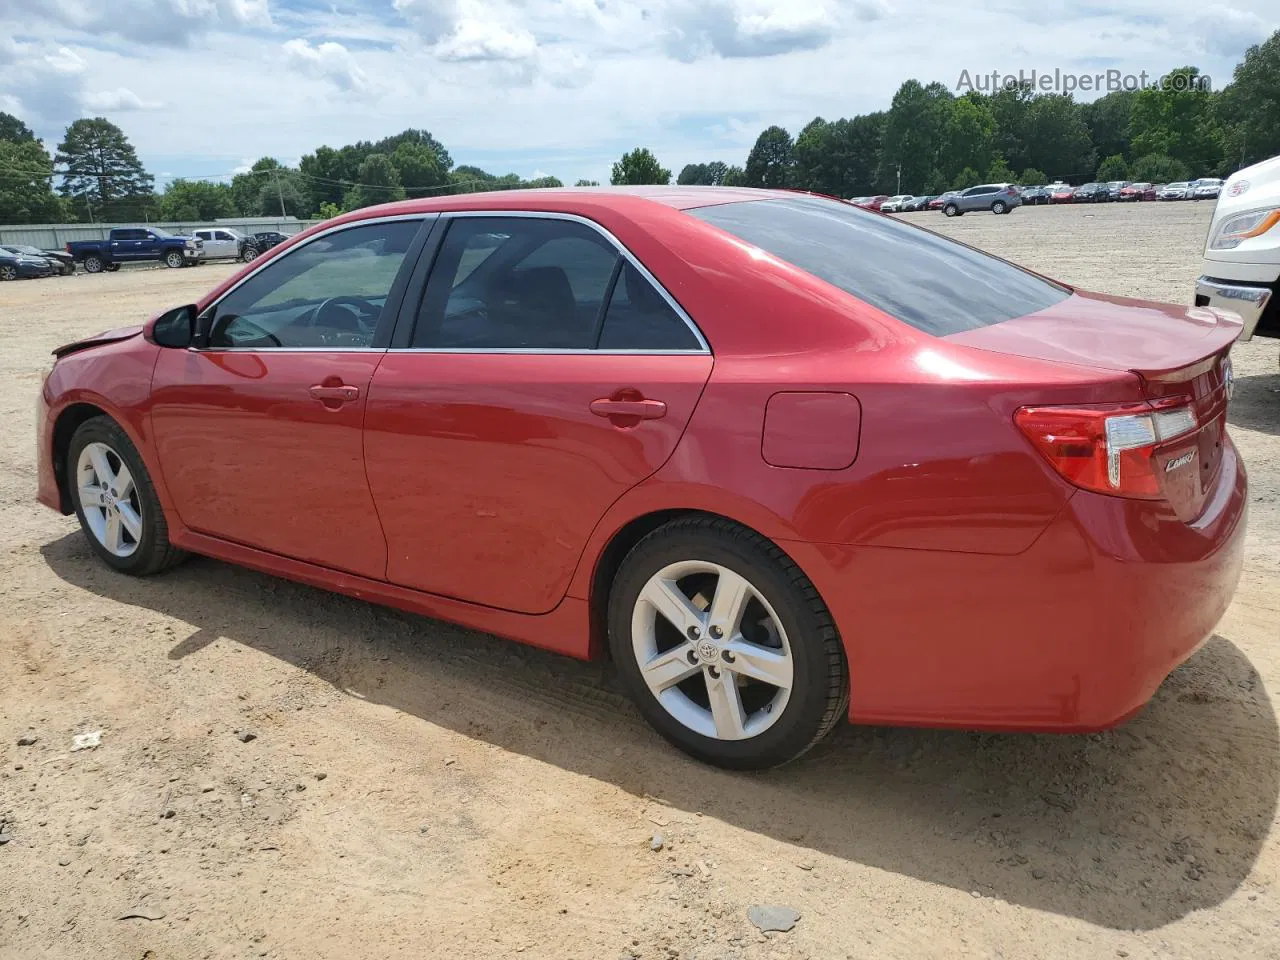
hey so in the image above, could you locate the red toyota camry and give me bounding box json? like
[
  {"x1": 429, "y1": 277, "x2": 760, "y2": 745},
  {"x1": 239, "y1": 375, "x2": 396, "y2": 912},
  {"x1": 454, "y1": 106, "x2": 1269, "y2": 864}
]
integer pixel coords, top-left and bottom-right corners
[{"x1": 36, "y1": 187, "x2": 1246, "y2": 769}]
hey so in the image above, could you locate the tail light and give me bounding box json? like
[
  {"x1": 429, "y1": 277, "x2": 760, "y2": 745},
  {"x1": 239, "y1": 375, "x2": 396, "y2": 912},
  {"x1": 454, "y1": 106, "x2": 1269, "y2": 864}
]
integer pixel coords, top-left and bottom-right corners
[{"x1": 1015, "y1": 401, "x2": 1198, "y2": 499}]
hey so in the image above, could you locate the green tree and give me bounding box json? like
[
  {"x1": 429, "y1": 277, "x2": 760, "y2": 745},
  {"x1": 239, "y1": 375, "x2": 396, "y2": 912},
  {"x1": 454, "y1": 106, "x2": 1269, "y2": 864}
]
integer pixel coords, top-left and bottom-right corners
[
  {"x1": 722, "y1": 165, "x2": 747, "y2": 186},
  {"x1": 0, "y1": 139, "x2": 67, "y2": 223},
  {"x1": 1130, "y1": 153, "x2": 1190, "y2": 183},
  {"x1": 574, "y1": 179, "x2": 600, "y2": 186},
  {"x1": 55, "y1": 117, "x2": 154, "y2": 221},
  {"x1": 1020, "y1": 167, "x2": 1049, "y2": 186},
  {"x1": 373, "y1": 129, "x2": 452, "y2": 170},
  {"x1": 0, "y1": 111, "x2": 37, "y2": 144},
  {"x1": 1022, "y1": 95, "x2": 1094, "y2": 181},
  {"x1": 318, "y1": 201, "x2": 342, "y2": 219},
  {"x1": 1216, "y1": 30, "x2": 1280, "y2": 170},
  {"x1": 1079, "y1": 91, "x2": 1135, "y2": 167},
  {"x1": 1096, "y1": 154, "x2": 1130, "y2": 181},
  {"x1": 987, "y1": 83, "x2": 1037, "y2": 176},
  {"x1": 676, "y1": 161, "x2": 729, "y2": 186},
  {"x1": 1129, "y1": 67, "x2": 1222, "y2": 176},
  {"x1": 524, "y1": 176, "x2": 563, "y2": 188},
  {"x1": 951, "y1": 166, "x2": 981, "y2": 189},
  {"x1": 942, "y1": 95, "x2": 997, "y2": 184},
  {"x1": 343, "y1": 153, "x2": 406, "y2": 210},
  {"x1": 876, "y1": 81, "x2": 953, "y2": 193},
  {"x1": 156, "y1": 179, "x2": 235, "y2": 221},
  {"x1": 610, "y1": 147, "x2": 671, "y2": 185},
  {"x1": 986, "y1": 156, "x2": 1013, "y2": 183},
  {"x1": 391, "y1": 141, "x2": 449, "y2": 193},
  {"x1": 791, "y1": 114, "x2": 884, "y2": 197},
  {"x1": 744, "y1": 125, "x2": 795, "y2": 188}
]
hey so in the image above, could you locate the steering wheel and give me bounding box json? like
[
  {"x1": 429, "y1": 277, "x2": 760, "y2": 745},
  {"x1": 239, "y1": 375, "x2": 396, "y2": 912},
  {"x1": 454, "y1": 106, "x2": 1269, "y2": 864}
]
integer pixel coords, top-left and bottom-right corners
[{"x1": 312, "y1": 295, "x2": 379, "y2": 336}]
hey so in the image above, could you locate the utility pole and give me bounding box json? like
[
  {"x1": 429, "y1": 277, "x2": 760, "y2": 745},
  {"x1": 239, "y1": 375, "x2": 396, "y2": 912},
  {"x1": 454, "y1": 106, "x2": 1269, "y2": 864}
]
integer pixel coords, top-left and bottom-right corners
[
  {"x1": 273, "y1": 168, "x2": 287, "y2": 217},
  {"x1": 896, "y1": 164, "x2": 902, "y2": 194}
]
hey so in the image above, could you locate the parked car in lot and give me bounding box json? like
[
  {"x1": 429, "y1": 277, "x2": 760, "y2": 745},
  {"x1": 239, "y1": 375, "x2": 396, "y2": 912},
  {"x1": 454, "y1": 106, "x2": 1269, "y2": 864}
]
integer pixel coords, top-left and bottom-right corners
[
  {"x1": 38, "y1": 187, "x2": 1246, "y2": 769},
  {"x1": 1160, "y1": 182, "x2": 1192, "y2": 200},
  {"x1": 1106, "y1": 181, "x2": 1130, "y2": 200},
  {"x1": 880, "y1": 195, "x2": 915, "y2": 213},
  {"x1": 0, "y1": 246, "x2": 55, "y2": 280},
  {"x1": 1047, "y1": 184, "x2": 1075, "y2": 204},
  {"x1": 191, "y1": 227, "x2": 263, "y2": 262},
  {"x1": 66, "y1": 228, "x2": 204, "y2": 273},
  {"x1": 854, "y1": 195, "x2": 889, "y2": 211},
  {"x1": 1195, "y1": 152, "x2": 1280, "y2": 364},
  {"x1": 2, "y1": 243, "x2": 75, "y2": 274},
  {"x1": 1073, "y1": 182, "x2": 1111, "y2": 202},
  {"x1": 1118, "y1": 182, "x2": 1155, "y2": 201},
  {"x1": 902, "y1": 195, "x2": 935, "y2": 212},
  {"x1": 929, "y1": 191, "x2": 959, "y2": 210},
  {"x1": 250, "y1": 231, "x2": 290, "y2": 252},
  {"x1": 1021, "y1": 186, "x2": 1051, "y2": 205},
  {"x1": 942, "y1": 183, "x2": 1021, "y2": 216},
  {"x1": 1193, "y1": 178, "x2": 1224, "y2": 201}
]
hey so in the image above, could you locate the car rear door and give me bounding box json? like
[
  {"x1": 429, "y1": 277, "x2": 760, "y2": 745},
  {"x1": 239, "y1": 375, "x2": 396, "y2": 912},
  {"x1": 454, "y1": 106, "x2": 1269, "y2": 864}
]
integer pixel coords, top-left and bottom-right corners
[
  {"x1": 149, "y1": 215, "x2": 432, "y2": 579},
  {"x1": 110, "y1": 229, "x2": 141, "y2": 261},
  {"x1": 363, "y1": 213, "x2": 713, "y2": 615}
]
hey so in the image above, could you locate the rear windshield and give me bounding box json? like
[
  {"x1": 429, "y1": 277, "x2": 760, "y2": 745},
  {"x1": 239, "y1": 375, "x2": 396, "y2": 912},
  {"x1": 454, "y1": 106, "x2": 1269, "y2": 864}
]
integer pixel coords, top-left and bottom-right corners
[{"x1": 688, "y1": 196, "x2": 1070, "y2": 335}]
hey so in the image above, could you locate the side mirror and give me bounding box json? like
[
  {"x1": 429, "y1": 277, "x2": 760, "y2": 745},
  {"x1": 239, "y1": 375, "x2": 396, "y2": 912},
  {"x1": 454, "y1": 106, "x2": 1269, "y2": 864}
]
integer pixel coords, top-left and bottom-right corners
[{"x1": 151, "y1": 304, "x2": 198, "y2": 348}]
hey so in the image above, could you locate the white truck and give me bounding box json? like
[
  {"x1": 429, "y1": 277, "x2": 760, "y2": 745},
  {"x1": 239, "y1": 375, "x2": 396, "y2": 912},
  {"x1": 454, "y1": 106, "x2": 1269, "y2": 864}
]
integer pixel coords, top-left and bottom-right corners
[{"x1": 1196, "y1": 154, "x2": 1280, "y2": 365}]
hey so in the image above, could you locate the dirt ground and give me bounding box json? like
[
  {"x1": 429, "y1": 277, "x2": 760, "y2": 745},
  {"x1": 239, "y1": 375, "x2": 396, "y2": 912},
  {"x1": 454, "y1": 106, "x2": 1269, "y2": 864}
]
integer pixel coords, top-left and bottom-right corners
[{"x1": 1, "y1": 202, "x2": 1278, "y2": 960}]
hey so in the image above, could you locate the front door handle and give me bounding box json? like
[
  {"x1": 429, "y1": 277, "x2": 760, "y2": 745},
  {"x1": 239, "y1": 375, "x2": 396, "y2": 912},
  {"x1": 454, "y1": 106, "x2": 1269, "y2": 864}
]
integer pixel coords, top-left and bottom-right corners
[
  {"x1": 589, "y1": 397, "x2": 667, "y2": 420},
  {"x1": 309, "y1": 384, "x2": 360, "y2": 403}
]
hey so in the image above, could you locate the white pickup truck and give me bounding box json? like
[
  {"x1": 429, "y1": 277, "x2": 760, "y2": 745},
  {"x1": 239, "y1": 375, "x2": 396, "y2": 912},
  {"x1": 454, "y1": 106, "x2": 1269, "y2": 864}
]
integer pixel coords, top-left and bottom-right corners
[
  {"x1": 1196, "y1": 154, "x2": 1279, "y2": 365},
  {"x1": 191, "y1": 227, "x2": 256, "y2": 261}
]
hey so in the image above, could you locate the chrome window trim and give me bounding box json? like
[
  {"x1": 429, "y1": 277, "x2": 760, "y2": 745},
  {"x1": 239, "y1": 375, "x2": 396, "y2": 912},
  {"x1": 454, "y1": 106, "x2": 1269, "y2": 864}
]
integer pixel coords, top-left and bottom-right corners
[{"x1": 418, "y1": 209, "x2": 712, "y2": 355}]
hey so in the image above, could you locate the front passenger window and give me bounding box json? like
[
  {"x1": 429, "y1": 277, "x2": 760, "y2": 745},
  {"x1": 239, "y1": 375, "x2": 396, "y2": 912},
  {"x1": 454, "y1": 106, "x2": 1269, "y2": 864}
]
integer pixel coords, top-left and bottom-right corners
[{"x1": 204, "y1": 219, "x2": 420, "y2": 349}]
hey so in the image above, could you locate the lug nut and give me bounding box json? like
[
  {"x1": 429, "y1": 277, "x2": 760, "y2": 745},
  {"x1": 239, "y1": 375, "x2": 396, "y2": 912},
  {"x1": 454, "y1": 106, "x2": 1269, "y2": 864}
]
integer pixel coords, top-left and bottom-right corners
[
  {"x1": 721, "y1": 649, "x2": 735, "y2": 664},
  {"x1": 707, "y1": 666, "x2": 720, "y2": 679},
  {"x1": 686, "y1": 649, "x2": 699, "y2": 665},
  {"x1": 687, "y1": 626, "x2": 700, "y2": 640},
  {"x1": 709, "y1": 625, "x2": 723, "y2": 639}
]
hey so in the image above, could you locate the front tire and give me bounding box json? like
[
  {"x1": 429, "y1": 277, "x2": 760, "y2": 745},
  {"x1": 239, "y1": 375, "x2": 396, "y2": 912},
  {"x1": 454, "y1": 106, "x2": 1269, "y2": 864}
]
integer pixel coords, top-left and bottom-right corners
[
  {"x1": 164, "y1": 250, "x2": 185, "y2": 269},
  {"x1": 67, "y1": 417, "x2": 186, "y2": 576},
  {"x1": 608, "y1": 517, "x2": 847, "y2": 770},
  {"x1": 0, "y1": 264, "x2": 16, "y2": 281},
  {"x1": 943, "y1": 203, "x2": 959, "y2": 217}
]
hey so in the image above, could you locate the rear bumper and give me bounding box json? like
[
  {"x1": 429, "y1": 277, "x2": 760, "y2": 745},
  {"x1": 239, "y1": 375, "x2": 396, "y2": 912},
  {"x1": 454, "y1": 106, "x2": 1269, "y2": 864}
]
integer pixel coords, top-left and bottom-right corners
[
  {"x1": 784, "y1": 439, "x2": 1247, "y2": 732},
  {"x1": 1196, "y1": 275, "x2": 1273, "y2": 340}
]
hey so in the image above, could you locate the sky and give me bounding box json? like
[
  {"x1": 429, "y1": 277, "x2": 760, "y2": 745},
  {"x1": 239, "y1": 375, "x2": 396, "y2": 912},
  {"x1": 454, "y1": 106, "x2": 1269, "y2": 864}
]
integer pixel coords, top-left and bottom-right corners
[{"x1": 1, "y1": 0, "x2": 1276, "y2": 188}]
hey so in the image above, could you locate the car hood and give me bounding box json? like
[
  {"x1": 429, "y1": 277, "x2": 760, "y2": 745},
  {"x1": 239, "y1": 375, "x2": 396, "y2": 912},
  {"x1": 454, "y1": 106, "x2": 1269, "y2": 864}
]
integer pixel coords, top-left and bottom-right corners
[{"x1": 52, "y1": 324, "x2": 144, "y2": 359}]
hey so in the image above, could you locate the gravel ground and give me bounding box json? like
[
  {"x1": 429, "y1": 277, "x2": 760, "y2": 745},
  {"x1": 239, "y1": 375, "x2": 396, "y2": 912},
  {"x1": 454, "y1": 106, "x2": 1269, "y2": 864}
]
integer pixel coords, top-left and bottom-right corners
[{"x1": 1, "y1": 202, "x2": 1278, "y2": 960}]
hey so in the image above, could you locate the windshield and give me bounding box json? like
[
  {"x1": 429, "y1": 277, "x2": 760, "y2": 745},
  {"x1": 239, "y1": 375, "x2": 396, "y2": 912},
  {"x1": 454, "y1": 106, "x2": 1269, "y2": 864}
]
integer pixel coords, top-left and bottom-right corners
[{"x1": 688, "y1": 196, "x2": 1070, "y2": 336}]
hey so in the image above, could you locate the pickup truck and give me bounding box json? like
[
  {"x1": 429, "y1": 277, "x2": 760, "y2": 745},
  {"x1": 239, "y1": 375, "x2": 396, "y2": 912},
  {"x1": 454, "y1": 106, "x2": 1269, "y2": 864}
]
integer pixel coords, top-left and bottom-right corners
[
  {"x1": 66, "y1": 228, "x2": 204, "y2": 273},
  {"x1": 1196, "y1": 153, "x2": 1279, "y2": 366}
]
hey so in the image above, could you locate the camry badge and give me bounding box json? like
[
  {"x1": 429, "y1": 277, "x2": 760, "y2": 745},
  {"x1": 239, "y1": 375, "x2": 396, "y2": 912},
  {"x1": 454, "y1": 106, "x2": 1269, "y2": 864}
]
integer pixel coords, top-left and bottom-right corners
[{"x1": 1165, "y1": 450, "x2": 1197, "y2": 473}]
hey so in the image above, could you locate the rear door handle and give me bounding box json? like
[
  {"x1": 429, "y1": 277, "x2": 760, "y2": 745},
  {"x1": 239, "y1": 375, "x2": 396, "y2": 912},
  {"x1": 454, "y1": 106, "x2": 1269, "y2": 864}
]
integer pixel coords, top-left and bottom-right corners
[
  {"x1": 309, "y1": 384, "x2": 360, "y2": 403},
  {"x1": 589, "y1": 398, "x2": 667, "y2": 420}
]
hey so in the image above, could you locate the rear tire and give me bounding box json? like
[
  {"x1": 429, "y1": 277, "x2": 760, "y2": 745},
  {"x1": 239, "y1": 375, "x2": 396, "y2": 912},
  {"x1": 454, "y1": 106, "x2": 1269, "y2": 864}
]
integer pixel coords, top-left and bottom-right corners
[
  {"x1": 608, "y1": 516, "x2": 848, "y2": 770},
  {"x1": 0, "y1": 264, "x2": 16, "y2": 281},
  {"x1": 66, "y1": 417, "x2": 186, "y2": 577},
  {"x1": 83, "y1": 255, "x2": 104, "y2": 274},
  {"x1": 105, "y1": 263, "x2": 120, "y2": 272},
  {"x1": 991, "y1": 200, "x2": 1008, "y2": 214}
]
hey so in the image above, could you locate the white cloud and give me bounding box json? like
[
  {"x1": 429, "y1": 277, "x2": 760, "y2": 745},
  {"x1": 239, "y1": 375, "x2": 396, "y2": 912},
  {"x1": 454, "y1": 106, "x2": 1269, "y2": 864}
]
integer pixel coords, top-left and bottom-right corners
[
  {"x1": 1195, "y1": 5, "x2": 1271, "y2": 56},
  {"x1": 665, "y1": 0, "x2": 839, "y2": 61},
  {"x1": 0, "y1": 0, "x2": 272, "y2": 46},
  {"x1": 82, "y1": 88, "x2": 163, "y2": 112},
  {"x1": 436, "y1": 18, "x2": 538, "y2": 62},
  {"x1": 282, "y1": 38, "x2": 371, "y2": 93}
]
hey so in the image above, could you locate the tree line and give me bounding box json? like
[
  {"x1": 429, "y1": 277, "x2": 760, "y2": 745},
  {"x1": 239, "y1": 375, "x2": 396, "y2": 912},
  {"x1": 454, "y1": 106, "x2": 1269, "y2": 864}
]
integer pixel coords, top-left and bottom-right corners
[{"x1": 1, "y1": 28, "x2": 1276, "y2": 225}]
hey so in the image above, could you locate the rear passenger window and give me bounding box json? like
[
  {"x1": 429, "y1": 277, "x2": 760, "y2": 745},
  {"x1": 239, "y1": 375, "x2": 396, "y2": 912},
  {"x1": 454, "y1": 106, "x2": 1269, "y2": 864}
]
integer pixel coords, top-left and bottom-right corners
[
  {"x1": 414, "y1": 217, "x2": 619, "y2": 350},
  {"x1": 598, "y1": 263, "x2": 701, "y2": 351}
]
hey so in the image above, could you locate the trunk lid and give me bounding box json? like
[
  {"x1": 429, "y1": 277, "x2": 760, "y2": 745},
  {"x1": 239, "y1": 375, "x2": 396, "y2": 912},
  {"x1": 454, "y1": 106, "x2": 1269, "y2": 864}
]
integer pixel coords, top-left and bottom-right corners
[{"x1": 950, "y1": 291, "x2": 1240, "y2": 522}]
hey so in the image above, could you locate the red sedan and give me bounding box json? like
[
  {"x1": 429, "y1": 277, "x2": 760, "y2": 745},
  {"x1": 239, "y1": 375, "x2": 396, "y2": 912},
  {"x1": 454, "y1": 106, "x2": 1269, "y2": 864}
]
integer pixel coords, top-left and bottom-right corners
[
  {"x1": 36, "y1": 188, "x2": 1246, "y2": 769},
  {"x1": 1119, "y1": 182, "x2": 1157, "y2": 201},
  {"x1": 1049, "y1": 185, "x2": 1077, "y2": 203}
]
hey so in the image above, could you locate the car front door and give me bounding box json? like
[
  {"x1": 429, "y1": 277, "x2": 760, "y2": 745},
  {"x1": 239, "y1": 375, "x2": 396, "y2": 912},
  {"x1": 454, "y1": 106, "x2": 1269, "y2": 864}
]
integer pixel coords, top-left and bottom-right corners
[
  {"x1": 363, "y1": 214, "x2": 714, "y2": 615},
  {"x1": 149, "y1": 215, "x2": 430, "y2": 579}
]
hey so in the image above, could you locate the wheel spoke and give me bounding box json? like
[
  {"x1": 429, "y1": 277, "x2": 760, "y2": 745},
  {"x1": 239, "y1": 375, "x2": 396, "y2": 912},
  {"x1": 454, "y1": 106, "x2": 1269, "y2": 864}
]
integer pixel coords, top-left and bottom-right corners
[
  {"x1": 104, "y1": 512, "x2": 123, "y2": 553},
  {"x1": 117, "y1": 501, "x2": 143, "y2": 541},
  {"x1": 640, "y1": 643, "x2": 701, "y2": 695},
  {"x1": 705, "y1": 670, "x2": 748, "y2": 740},
  {"x1": 114, "y1": 463, "x2": 134, "y2": 500},
  {"x1": 87, "y1": 445, "x2": 115, "y2": 487},
  {"x1": 78, "y1": 484, "x2": 102, "y2": 507},
  {"x1": 723, "y1": 637, "x2": 793, "y2": 690},
  {"x1": 641, "y1": 577, "x2": 705, "y2": 636},
  {"x1": 708, "y1": 568, "x2": 752, "y2": 635}
]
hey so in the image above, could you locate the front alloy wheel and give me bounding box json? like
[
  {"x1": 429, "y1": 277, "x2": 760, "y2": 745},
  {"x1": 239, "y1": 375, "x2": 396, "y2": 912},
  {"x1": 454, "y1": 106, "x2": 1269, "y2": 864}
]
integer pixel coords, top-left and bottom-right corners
[
  {"x1": 76, "y1": 441, "x2": 143, "y2": 558},
  {"x1": 609, "y1": 517, "x2": 847, "y2": 769},
  {"x1": 164, "y1": 250, "x2": 185, "y2": 268}
]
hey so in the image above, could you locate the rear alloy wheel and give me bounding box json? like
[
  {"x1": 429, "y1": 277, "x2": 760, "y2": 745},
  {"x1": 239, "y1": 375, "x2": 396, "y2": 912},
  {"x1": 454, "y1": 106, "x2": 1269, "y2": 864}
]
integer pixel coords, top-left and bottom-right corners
[
  {"x1": 0, "y1": 264, "x2": 16, "y2": 281},
  {"x1": 83, "y1": 255, "x2": 104, "y2": 274},
  {"x1": 164, "y1": 249, "x2": 185, "y2": 269},
  {"x1": 609, "y1": 517, "x2": 847, "y2": 769},
  {"x1": 943, "y1": 203, "x2": 959, "y2": 217},
  {"x1": 67, "y1": 418, "x2": 186, "y2": 576},
  {"x1": 991, "y1": 200, "x2": 1008, "y2": 214}
]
